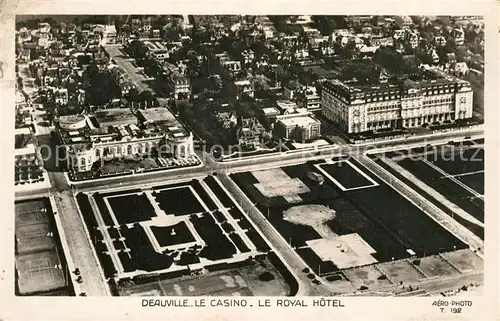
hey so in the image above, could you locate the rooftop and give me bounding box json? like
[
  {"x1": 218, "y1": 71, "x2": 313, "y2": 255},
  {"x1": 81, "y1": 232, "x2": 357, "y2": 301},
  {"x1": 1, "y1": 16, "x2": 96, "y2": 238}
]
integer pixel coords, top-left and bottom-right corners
[
  {"x1": 138, "y1": 107, "x2": 188, "y2": 135},
  {"x1": 94, "y1": 108, "x2": 137, "y2": 127},
  {"x1": 58, "y1": 114, "x2": 86, "y2": 125},
  {"x1": 262, "y1": 107, "x2": 281, "y2": 116},
  {"x1": 138, "y1": 107, "x2": 177, "y2": 123},
  {"x1": 277, "y1": 113, "x2": 320, "y2": 128},
  {"x1": 15, "y1": 128, "x2": 36, "y2": 155}
]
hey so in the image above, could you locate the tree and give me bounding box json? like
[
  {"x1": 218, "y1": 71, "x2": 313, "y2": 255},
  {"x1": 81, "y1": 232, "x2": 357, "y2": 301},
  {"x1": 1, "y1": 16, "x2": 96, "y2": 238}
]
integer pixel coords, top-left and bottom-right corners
[
  {"x1": 34, "y1": 76, "x2": 42, "y2": 87},
  {"x1": 340, "y1": 62, "x2": 381, "y2": 84},
  {"x1": 410, "y1": 16, "x2": 423, "y2": 26},
  {"x1": 415, "y1": 49, "x2": 434, "y2": 65},
  {"x1": 269, "y1": 16, "x2": 291, "y2": 34},
  {"x1": 311, "y1": 16, "x2": 338, "y2": 36},
  {"x1": 374, "y1": 47, "x2": 403, "y2": 74},
  {"x1": 126, "y1": 88, "x2": 140, "y2": 103},
  {"x1": 127, "y1": 40, "x2": 148, "y2": 60},
  {"x1": 139, "y1": 90, "x2": 156, "y2": 107}
]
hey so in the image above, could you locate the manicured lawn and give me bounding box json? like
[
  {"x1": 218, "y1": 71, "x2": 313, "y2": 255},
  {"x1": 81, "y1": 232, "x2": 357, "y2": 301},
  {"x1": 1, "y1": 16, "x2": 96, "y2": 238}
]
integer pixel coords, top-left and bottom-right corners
[
  {"x1": 245, "y1": 229, "x2": 270, "y2": 252},
  {"x1": 120, "y1": 224, "x2": 174, "y2": 272},
  {"x1": 229, "y1": 233, "x2": 251, "y2": 253},
  {"x1": 319, "y1": 161, "x2": 375, "y2": 189},
  {"x1": 190, "y1": 213, "x2": 236, "y2": 261},
  {"x1": 76, "y1": 193, "x2": 98, "y2": 231},
  {"x1": 425, "y1": 148, "x2": 484, "y2": 175},
  {"x1": 204, "y1": 176, "x2": 234, "y2": 207},
  {"x1": 107, "y1": 193, "x2": 156, "y2": 225},
  {"x1": 151, "y1": 222, "x2": 196, "y2": 247},
  {"x1": 373, "y1": 157, "x2": 484, "y2": 240},
  {"x1": 296, "y1": 247, "x2": 338, "y2": 275},
  {"x1": 93, "y1": 193, "x2": 116, "y2": 226},
  {"x1": 153, "y1": 187, "x2": 205, "y2": 216},
  {"x1": 191, "y1": 179, "x2": 219, "y2": 210},
  {"x1": 457, "y1": 172, "x2": 484, "y2": 195},
  {"x1": 345, "y1": 172, "x2": 468, "y2": 256},
  {"x1": 265, "y1": 206, "x2": 322, "y2": 248},
  {"x1": 397, "y1": 158, "x2": 484, "y2": 222},
  {"x1": 96, "y1": 252, "x2": 116, "y2": 278}
]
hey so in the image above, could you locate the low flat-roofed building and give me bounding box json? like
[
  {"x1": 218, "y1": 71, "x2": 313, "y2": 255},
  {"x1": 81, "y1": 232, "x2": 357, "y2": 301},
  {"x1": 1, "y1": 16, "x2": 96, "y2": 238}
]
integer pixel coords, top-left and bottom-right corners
[
  {"x1": 275, "y1": 110, "x2": 321, "y2": 141},
  {"x1": 58, "y1": 107, "x2": 195, "y2": 173},
  {"x1": 276, "y1": 100, "x2": 298, "y2": 113},
  {"x1": 58, "y1": 114, "x2": 87, "y2": 130},
  {"x1": 137, "y1": 107, "x2": 177, "y2": 126},
  {"x1": 262, "y1": 107, "x2": 281, "y2": 117},
  {"x1": 137, "y1": 107, "x2": 194, "y2": 157},
  {"x1": 234, "y1": 79, "x2": 254, "y2": 98}
]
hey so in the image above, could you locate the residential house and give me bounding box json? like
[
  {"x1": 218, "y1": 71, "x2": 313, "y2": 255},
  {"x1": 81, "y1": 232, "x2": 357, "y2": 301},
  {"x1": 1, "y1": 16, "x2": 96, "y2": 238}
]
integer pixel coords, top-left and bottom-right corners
[
  {"x1": 453, "y1": 62, "x2": 469, "y2": 76},
  {"x1": 405, "y1": 29, "x2": 420, "y2": 49},
  {"x1": 234, "y1": 79, "x2": 255, "y2": 98},
  {"x1": 217, "y1": 112, "x2": 238, "y2": 129},
  {"x1": 295, "y1": 86, "x2": 321, "y2": 111},
  {"x1": 434, "y1": 36, "x2": 447, "y2": 47},
  {"x1": 451, "y1": 28, "x2": 465, "y2": 46},
  {"x1": 237, "y1": 117, "x2": 263, "y2": 149},
  {"x1": 283, "y1": 80, "x2": 303, "y2": 100}
]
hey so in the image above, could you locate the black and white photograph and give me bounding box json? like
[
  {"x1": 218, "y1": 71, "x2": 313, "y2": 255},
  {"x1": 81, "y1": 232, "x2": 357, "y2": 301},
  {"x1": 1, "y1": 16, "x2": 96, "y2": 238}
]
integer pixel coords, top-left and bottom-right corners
[{"x1": 2, "y1": 6, "x2": 498, "y2": 319}]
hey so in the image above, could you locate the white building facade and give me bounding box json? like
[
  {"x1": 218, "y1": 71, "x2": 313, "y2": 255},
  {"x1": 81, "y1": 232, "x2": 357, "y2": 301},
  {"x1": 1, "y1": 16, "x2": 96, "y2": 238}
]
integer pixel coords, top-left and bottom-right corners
[{"x1": 322, "y1": 78, "x2": 474, "y2": 134}]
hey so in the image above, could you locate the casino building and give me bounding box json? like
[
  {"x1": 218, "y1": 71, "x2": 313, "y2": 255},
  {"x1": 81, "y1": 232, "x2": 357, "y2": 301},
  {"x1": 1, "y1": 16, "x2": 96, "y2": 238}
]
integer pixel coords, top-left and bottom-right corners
[
  {"x1": 321, "y1": 69, "x2": 474, "y2": 134},
  {"x1": 57, "y1": 108, "x2": 195, "y2": 173}
]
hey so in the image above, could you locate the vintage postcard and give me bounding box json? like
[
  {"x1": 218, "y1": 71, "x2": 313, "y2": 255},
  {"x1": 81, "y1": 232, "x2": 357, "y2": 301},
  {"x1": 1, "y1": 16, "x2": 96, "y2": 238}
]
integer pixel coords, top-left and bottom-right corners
[{"x1": 0, "y1": 1, "x2": 498, "y2": 320}]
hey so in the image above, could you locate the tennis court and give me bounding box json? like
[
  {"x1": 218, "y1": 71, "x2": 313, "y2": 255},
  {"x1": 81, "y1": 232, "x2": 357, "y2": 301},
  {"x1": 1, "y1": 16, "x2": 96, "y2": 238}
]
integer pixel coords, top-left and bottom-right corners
[
  {"x1": 15, "y1": 199, "x2": 50, "y2": 226},
  {"x1": 16, "y1": 223, "x2": 56, "y2": 255},
  {"x1": 16, "y1": 250, "x2": 67, "y2": 295}
]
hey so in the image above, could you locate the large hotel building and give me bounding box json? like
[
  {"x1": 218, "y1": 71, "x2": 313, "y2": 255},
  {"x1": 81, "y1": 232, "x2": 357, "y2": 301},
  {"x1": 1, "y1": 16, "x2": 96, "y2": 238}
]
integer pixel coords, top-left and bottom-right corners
[{"x1": 321, "y1": 69, "x2": 474, "y2": 134}]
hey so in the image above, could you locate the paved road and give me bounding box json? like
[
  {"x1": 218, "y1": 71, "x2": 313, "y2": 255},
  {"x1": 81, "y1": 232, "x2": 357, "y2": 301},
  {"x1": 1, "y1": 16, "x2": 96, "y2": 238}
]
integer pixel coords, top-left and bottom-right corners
[
  {"x1": 68, "y1": 128, "x2": 484, "y2": 193},
  {"x1": 51, "y1": 188, "x2": 110, "y2": 296},
  {"x1": 103, "y1": 46, "x2": 151, "y2": 92}
]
